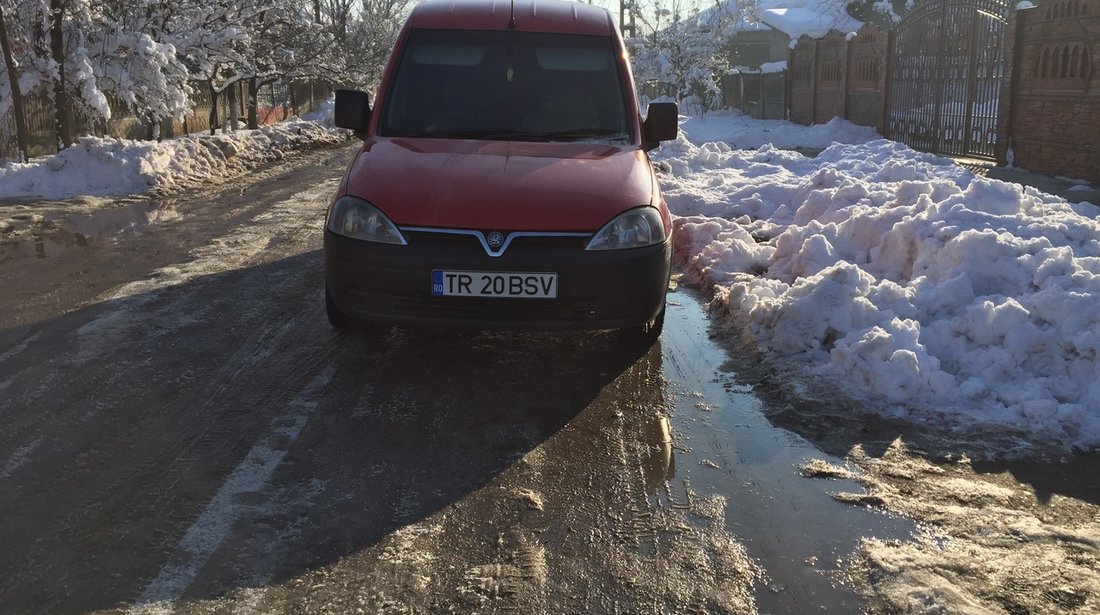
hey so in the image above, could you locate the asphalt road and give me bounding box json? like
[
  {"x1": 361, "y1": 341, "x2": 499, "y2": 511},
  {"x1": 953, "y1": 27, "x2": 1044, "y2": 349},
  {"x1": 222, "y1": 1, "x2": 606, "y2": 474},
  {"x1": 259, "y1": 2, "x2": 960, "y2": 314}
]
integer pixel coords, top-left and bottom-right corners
[{"x1": 0, "y1": 143, "x2": 922, "y2": 614}]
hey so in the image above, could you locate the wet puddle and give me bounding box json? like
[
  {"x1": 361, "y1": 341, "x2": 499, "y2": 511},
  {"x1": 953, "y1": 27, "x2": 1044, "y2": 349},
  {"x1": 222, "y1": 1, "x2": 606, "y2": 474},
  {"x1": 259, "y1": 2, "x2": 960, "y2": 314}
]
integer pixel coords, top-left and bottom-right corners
[
  {"x1": 0, "y1": 198, "x2": 178, "y2": 262},
  {"x1": 660, "y1": 288, "x2": 916, "y2": 613}
]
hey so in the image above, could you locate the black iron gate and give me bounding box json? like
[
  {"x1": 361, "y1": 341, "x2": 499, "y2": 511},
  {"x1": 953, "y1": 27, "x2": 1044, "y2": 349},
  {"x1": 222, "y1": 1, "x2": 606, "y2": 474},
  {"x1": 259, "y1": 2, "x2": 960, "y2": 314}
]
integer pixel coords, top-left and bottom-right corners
[{"x1": 886, "y1": 0, "x2": 1011, "y2": 159}]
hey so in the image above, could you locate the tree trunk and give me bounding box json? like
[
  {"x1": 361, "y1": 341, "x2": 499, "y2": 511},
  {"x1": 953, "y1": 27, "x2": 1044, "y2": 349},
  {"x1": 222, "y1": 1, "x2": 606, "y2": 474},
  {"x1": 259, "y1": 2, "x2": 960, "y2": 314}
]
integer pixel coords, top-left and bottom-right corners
[
  {"x1": 49, "y1": 0, "x2": 75, "y2": 149},
  {"x1": 209, "y1": 82, "x2": 219, "y2": 135},
  {"x1": 227, "y1": 80, "x2": 239, "y2": 131},
  {"x1": 247, "y1": 77, "x2": 259, "y2": 129},
  {"x1": 0, "y1": 4, "x2": 30, "y2": 161}
]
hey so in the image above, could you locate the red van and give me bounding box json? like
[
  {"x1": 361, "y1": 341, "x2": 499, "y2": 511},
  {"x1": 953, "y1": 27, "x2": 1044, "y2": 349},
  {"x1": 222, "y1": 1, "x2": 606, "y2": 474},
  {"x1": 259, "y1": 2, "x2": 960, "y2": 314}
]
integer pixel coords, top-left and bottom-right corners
[{"x1": 325, "y1": 0, "x2": 678, "y2": 341}]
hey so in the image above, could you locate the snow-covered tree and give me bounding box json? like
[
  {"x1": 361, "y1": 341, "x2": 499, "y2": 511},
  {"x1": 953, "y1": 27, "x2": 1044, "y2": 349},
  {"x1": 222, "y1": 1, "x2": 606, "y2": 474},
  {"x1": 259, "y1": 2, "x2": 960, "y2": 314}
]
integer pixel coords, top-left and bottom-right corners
[
  {"x1": 242, "y1": 5, "x2": 340, "y2": 129},
  {"x1": 846, "y1": 0, "x2": 913, "y2": 29},
  {"x1": 2, "y1": 0, "x2": 193, "y2": 145},
  {"x1": 0, "y1": 0, "x2": 112, "y2": 147},
  {"x1": 628, "y1": 0, "x2": 750, "y2": 114},
  {"x1": 0, "y1": 0, "x2": 30, "y2": 160},
  {"x1": 79, "y1": 0, "x2": 193, "y2": 137},
  {"x1": 1, "y1": 0, "x2": 405, "y2": 156},
  {"x1": 329, "y1": 0, "x2": 409, "y2": 92}
]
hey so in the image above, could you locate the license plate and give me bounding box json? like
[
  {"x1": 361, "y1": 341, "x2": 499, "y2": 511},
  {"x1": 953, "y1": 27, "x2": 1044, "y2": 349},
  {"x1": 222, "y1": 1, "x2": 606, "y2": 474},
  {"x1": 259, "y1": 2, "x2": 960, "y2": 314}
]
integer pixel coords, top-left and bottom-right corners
[{"x1": 432, "y1": 270, "x2": 557, "y2": 298}]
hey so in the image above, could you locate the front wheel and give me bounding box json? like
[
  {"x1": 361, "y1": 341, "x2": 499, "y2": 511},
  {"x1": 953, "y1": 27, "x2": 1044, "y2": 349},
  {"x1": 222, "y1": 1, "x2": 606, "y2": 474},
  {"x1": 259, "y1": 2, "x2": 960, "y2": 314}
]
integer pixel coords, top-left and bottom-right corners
[
  {"x1": 325, "y1": 286, "x2": 357, "y2": 329},
  {"x1": 620, "y1": 306, "x2": 665, "y2": 347}
]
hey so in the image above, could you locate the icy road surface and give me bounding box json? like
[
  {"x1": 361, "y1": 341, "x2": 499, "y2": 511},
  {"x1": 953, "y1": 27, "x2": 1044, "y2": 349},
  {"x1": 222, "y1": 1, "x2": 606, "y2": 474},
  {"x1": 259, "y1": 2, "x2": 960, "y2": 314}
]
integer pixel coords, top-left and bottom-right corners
[{"x1": 1, "y1": 143, "x2": 1096, "y2": 614}]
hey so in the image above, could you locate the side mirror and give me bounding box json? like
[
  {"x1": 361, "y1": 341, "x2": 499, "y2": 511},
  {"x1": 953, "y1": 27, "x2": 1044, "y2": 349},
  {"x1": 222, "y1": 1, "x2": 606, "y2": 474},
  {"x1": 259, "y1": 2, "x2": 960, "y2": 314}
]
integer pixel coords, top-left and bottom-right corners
[
  {"x1": 642, "y1": 102, "x2": 678, "y2": 151},
  {"x1": 334, "y1": 89, "x2": 372, "y2": 137}
]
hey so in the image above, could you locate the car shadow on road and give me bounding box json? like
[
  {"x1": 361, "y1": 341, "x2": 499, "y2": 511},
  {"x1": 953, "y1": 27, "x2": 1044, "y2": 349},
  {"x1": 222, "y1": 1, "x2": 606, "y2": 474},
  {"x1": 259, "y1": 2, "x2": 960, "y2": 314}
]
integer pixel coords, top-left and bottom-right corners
[
  {"x1": 241, "y1": 321, "x2": 655, "y2": 579},
  {"x1": 0, "y1": 249, "x2": 658, "y2": 613}
]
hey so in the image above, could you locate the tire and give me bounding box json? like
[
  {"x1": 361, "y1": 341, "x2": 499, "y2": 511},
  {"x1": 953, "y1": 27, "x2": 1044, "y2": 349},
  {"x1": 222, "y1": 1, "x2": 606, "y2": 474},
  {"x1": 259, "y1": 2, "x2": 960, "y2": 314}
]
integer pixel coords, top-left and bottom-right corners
[
  {"x1": 620, "y1": 305, "x2": 665, "y2": 347},
  {"x1": 325, "y1": 286, "x2": 357, "y2": 330}
]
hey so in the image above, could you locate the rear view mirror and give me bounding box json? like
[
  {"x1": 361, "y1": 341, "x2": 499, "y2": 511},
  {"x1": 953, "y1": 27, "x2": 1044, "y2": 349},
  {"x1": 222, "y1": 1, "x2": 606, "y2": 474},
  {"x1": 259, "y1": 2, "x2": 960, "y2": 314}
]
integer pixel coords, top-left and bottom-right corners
[
  {"x1": 334, "y1": 89, "x2": 372, "y2": 137},
  {"x1": 642, "y1": 102, "x2": 678, "y2": 151}
]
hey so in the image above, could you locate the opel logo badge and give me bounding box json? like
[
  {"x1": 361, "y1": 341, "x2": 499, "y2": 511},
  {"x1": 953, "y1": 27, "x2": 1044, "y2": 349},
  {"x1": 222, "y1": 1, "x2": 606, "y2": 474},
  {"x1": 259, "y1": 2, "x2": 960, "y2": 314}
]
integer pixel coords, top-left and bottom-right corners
[{"x1": 487, "y1": 231, "x2": 505, "y2": 249}]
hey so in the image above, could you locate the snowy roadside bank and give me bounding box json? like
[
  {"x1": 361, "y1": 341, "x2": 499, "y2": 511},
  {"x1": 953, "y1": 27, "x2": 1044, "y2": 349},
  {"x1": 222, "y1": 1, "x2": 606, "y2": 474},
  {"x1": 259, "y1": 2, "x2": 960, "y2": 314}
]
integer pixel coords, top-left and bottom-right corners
[
  {"x1": 0, "y1": 101, "x2": 351, "y2": 247},
  {"x1": 0, "y1": 114, "x2": 350, "y2": 201},
  {"x1": 657, "y1": 114, "x2": 1100, "y2": 455},
  {"x1": 664, "y1": 114, "x2": 1100, "y2": 614}
]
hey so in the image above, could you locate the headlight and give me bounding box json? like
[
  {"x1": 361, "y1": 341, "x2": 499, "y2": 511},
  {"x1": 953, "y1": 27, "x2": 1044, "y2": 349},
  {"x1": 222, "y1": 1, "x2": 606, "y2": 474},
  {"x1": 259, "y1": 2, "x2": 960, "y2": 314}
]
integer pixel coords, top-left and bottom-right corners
[
  {"x1": 585, "y1": 207, "x2": 665, "y2": 250},
  {"x1": 326, "y1": 196, "x2": 406, "y2": 245}
]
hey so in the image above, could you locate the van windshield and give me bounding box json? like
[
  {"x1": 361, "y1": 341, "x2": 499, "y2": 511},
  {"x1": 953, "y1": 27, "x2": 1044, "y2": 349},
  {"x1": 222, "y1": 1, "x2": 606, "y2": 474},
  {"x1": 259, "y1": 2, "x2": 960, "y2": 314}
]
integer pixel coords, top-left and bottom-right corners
[{"x1": 380, "y1": 29, "x2": 632, "y2": 143}]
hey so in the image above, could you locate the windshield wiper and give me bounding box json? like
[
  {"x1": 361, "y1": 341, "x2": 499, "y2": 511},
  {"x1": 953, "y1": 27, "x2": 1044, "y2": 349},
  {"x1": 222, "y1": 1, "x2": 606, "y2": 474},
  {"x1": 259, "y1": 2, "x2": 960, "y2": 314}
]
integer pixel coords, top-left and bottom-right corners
[
  {"x1": 396, "y1": 130, "x2": 534, "y2": 140},
  {"x1": 395, "y1": 129, "x2": 628, "y2": 142},
  {"x1": 533, "y1": 129, "x2": 629, "y2": 142}
]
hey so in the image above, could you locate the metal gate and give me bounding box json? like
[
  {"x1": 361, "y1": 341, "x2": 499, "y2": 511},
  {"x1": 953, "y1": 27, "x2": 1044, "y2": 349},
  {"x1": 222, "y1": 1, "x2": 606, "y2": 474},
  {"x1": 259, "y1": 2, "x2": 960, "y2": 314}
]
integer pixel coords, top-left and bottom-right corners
[{"x1": 886, "y1": 0, "x2": 1011, "y2": 159}]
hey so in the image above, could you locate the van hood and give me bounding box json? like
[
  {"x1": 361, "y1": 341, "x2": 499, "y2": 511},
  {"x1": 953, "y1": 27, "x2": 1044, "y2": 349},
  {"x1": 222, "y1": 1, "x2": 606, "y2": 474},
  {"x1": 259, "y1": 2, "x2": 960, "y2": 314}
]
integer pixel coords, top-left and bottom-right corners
[{"x1": 342, "y1": 138, "x2": 656, "y2": 231}]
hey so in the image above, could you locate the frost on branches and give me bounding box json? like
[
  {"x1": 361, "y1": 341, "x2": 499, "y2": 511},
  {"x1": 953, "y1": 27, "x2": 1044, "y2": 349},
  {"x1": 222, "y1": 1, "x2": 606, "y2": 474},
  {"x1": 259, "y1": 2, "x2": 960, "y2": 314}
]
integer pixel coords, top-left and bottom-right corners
[
  {"x1": 0, "y1": 0, "x2": 194, "y2": 144},
  {"x1": 0, "y1": 0, "x2": 399, "y2": 158},
  {"x1": 629, "y1": 4, "x2": 728, "y2": 114},
  {"x1": 627, "y1": 0, "x2": 766, "y2": 114}
]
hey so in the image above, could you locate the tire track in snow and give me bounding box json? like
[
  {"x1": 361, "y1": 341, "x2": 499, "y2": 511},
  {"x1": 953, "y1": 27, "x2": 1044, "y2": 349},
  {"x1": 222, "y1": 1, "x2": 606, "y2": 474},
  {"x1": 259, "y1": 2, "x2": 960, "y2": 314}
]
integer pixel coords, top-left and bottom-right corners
[{"x1": 131, "y1": 366, "x2": 335, "y2": 612}]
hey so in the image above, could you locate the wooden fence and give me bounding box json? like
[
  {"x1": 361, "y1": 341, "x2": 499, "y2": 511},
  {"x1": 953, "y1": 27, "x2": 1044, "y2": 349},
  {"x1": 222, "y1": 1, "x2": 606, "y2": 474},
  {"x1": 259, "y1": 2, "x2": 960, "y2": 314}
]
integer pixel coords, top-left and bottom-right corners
[
  {"x1": 721, "y1": 70, "x2": 787, "y2": 120},
  {"x1": 0, "y1": 79, "x2": 331, "y2": 160}
]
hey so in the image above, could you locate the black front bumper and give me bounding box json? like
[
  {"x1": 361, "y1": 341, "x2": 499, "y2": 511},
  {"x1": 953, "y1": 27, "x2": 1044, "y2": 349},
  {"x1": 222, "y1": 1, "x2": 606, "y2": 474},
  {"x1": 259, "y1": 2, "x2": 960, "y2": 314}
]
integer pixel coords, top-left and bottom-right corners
[{"x1": 324, "y1": 229, "x2": 671, "y2": 330}]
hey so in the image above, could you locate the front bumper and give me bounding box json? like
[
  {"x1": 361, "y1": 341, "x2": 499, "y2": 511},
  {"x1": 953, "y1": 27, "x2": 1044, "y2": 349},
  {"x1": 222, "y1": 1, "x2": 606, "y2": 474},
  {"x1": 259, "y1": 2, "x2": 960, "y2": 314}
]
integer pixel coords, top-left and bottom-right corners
[{"x1": 324, "y1": 229, "x2": 671, "y2": 330}]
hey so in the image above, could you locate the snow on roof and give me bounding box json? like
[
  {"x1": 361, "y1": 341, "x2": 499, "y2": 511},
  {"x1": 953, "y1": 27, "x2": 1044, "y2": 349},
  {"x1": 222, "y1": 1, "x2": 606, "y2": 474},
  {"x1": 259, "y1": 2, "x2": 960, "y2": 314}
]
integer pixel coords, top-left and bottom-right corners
[
  {"x1": 758, "y1": 0, "x2": 863, "y2": 39},
  {"x1": 687, "y1": 0, "x2": 862, "y2": 41},
  {"x1": 680, "y1": 2, "x2": 777, "y2": 38}
]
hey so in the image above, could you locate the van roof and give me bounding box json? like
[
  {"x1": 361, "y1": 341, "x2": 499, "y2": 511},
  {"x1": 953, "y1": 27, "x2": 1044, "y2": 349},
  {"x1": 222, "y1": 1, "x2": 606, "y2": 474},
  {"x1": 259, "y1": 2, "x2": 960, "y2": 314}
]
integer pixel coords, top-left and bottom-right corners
[{"x1": 406, "y1": 0, "x2": 617, "y2": 36}]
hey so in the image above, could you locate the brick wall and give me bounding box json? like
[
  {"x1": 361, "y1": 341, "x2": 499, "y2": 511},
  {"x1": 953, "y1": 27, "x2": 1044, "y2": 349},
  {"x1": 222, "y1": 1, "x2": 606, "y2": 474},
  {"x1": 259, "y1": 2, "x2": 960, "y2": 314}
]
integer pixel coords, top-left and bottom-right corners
[
  {"x1": 1009, "y1": 0, "x2": 1100, "y2": 184},
  {"x1": 789, "y1": 37, "x2": 816, "y2": 125},
  {"x1": 814, "y1": 32, "x2": 848, "y2": 124},
  {"x1": 787, "y1": 5, "x2": 1098, "y2": 179},
  {"x1": 789, "y1": 26, "x2": 887, "y2": 132},
  {"x1": 845, "y1": 26, "x2": 888, "y2": 130}
]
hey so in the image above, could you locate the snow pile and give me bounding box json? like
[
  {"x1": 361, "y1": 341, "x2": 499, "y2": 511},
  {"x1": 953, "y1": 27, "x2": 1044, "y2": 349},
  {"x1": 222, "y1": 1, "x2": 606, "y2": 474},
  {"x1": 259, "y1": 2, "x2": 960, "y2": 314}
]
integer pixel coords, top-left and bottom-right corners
[
  {"x1": 302, "y1": 94, "x2": 338, "y2": 128},
  {"x1": 659, "y1": 126, "x2": 1100, "y2": 452},
  {"x1": 0, "y1": 117, "x2": 349, "y2": 199},
  {"x1": 680, "y1": 111, "x2": 880, "y2": 150}
]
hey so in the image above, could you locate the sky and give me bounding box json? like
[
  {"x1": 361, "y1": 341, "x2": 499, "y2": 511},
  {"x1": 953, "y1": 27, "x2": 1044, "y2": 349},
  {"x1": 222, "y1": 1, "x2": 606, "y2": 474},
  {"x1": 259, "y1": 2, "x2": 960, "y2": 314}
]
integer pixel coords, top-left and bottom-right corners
[{"x1": 2, "y1": 103, "x2": 1098, "y2": 457}]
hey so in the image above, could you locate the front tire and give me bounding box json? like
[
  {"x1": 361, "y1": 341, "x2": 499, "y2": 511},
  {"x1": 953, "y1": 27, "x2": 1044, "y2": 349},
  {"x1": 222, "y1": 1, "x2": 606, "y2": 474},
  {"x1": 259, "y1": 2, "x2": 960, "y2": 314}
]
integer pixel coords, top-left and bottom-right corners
[
  {"x1": 325, "y1": 286, "x2": 357, "y2": 329},
  {"x1": 620, "y1": 305, "x2": 665, "y2": 347}
]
